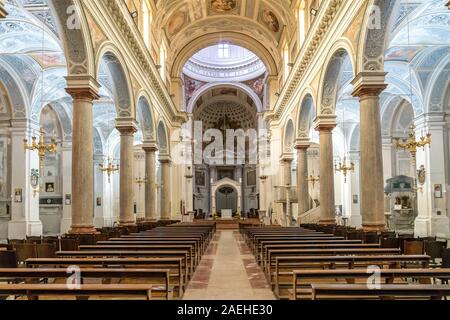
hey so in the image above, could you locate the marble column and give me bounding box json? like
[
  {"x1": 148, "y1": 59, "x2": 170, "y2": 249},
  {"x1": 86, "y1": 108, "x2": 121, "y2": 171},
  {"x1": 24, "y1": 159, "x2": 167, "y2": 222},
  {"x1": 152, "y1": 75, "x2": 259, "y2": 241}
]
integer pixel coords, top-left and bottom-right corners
[
  {"x1": 160, "y1": 155, "x2": 171, "y2": 220},
  {"x1": 281, "y1": 154, "x2": 294, "y2": 226},
  {"x1": 0, "y1": 0, "x2": 7, "y2": 19},
  {"x1": 447, "y1": 1, "x2": 450, "y2": 9},
  {"x1": 315, "y1": 116, "x2": 337, "y2": 225},
  {"x1": 116, "y1": 120, "x2": 138, "y2": 226},
  {"x1": 142, "y1": 141, "x2": 158, "y2": 221},
  {"x1": 65, "y1": 76, "x2": 100, "y2": 234},
  {"x1": 295, "y1": 139, "x2": 310, "y2": 216},
  {"x1": 352, "y1": 72, "x2": 387, "y2": 231},
  {"x1": 8, "y1": 121, "x2": 42, "y2": 239}
]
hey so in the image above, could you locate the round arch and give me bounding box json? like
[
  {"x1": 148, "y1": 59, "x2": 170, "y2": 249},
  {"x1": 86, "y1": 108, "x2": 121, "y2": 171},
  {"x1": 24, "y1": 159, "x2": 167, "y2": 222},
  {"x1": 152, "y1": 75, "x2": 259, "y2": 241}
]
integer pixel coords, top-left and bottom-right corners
[
  {"x1": 296, "y1": 93, "x2": 316, "y2": 139},
  {"x1": 283, "y1": 119, "x2": 295, "y2": 154},
  {"x1": 318, "y1": 42, "x2": 355, "y2": 116},
  {"x1": 96, "y1": 42, "x2": 135, "y2": 118},
  {"x1": 49, "y1": 0, "x2": 95, "y2": 76},
  {"x1": 357, "y1": 0, "x2": 397, "y2": 73},
  {"x1": 171, "y1": 32, "x2": 278, "y2": 78},
  {"x1": 186, "y1": 82, "x2": 264, "y2": 114},
  {"x1": 136, "y1": 92, "x2": 156, "y2": 141},
  {"x1": 157, "y1": 120, "x2": 169, "y2": 155}
]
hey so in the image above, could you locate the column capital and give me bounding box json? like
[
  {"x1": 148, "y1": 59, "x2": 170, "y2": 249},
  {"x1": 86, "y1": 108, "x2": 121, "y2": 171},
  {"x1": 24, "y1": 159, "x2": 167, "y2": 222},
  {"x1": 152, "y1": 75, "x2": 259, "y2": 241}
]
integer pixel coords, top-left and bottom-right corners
[
  {"x1": 116, "y1": 118, "x2": 138, "y2": 134},
  {"x1": 142, "y1": 141, "x2": 158, "y2": 152},
  {"x1": 314, "y1": 115, "x2": 337, "y2": 132},
  {"x1": 352, "y1": 72, "x2": 388, "y2": 97},
  {"x1": 159, "y1": 154, "x2": 172, "y2": 163},
  {"x1": 280, "y1": 153, "x2": 294, "y2": 162},
  {"x1": 295, "y1": 138, "x2": 310, "y2": 150},
  {"x1": 65, "y1": 75, "x2": 100, "y2": 100}
]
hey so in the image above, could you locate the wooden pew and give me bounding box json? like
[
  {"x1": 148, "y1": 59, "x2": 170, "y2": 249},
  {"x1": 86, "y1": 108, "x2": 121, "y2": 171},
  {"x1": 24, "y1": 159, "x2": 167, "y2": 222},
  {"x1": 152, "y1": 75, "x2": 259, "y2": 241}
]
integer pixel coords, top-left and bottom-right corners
[
  {"x1": 55, "y1": 251, "x2": 192, "y2": 280},
  {"x1": 250, "y1": 236, "x2": 344, "y2": 255},
  {"x1": 266, "y1": 248, "x2": 401, "y2": 273},
  {"x1": 311, "y1": 284, "x2": 450, "y2": 300},
  {"x1": 291, "y1": 268, "x2": 450, "y2": 300},
  {"x1": 256, "y1": 239, "x2": 364, "y2": 262},
  {"x1": 273, "y1": 254, "x2": 431, "y2": 298},
  {"x1": 26, "y1": 257, "x2": 184, "y2": 297},
  {"x1": 79, "y1": 244, "x2": 198, "y2": 268},
  {"x1": 0, "y1": 268, "x2": 171, "y2": 299},
  {"x1": 260, "y1": 243, "x2": 380, "y2": 265},
  {"x1": 105, "y1": 238, "x2": 204, "y2": 255},
  {"x1": 0, "y1": 284, "x2": 157, "y2": 300}
]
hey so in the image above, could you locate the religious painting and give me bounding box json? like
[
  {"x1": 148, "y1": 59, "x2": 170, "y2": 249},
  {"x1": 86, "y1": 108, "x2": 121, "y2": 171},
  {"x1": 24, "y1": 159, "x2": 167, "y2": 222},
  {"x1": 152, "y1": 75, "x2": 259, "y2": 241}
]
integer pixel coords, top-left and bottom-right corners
[
  {"x1": 45, "y1": 182, "x2": 55, "y2": 193},
  {"x1": 184, "y1": 75, "x2": 206, "y2": 104},
  {"x1": 195, "y1": 171, "x2": 206, "y2": 186},
  {"x1": 210, "y1": 0, "x2": 237, "y2": 13},
  {"x1": 434, "y1": 184, "x2": 443, "y2": 198},
  {"x1": 14, "y1": 189, "x2": 22, "y2": 203},
  {"x1": 243, "y1": 75, "x2": 265, "y2": 97},
  {"x1": 352, "y1": 195, "x2": 358, "y2": 204},
  {"x1": 65, "y1": 194, "x2": 72, "y2": 205},
  {"x1": 384, "y1": 46, "x2": 423, "y2": 62},
  {"x1": 96, "y1": 197, "x2": 102, "y2": 207},
  {"x1": 261, "y1": 9, "x2": 280, "y2": 33},
  {"x1": 247, "y1": 170, "x2": 256, "y2": 186},
  {"x1": 167, "y1": 9, "x2": 188, "y2": 36}
]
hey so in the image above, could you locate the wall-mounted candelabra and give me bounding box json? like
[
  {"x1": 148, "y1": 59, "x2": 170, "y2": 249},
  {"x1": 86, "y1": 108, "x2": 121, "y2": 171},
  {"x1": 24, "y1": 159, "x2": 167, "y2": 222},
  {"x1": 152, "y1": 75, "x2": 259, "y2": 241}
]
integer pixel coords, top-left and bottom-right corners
[
  {"x1": 135, "y1": 176, "x2": 148, "y2": 189},
  {"x1": 23, "y1": 128, "x2": 58, "y2": 167},
  {"x1": 306, "y1": 174, "x2": 320, "y2": 188},
  {"x1": 394, "y1": 124, "x2": 431, "y2": 162},
  {"x1": 335, "y1": 157, "x2": 355, "y2": 183},
  {"x1": 99, "y1": 157, "x2": 119, "y2": 183}
]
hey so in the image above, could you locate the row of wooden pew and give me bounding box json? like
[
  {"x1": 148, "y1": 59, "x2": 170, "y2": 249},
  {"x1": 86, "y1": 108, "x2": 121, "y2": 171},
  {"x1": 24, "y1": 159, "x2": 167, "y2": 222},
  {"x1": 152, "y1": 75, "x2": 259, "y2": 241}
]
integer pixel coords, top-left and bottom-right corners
[
  {"x1": 0, "y1": 222, "x2": 215, "y2": 300},
  {"x1": 241, "y1": 225, "x2": 450, "y2": 300}
]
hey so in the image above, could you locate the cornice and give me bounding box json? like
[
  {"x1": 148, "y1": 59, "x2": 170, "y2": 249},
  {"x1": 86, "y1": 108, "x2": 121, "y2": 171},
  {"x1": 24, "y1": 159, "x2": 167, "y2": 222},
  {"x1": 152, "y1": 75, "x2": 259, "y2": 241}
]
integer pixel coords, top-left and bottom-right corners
[
  {"x1": 267, "y1": 0, "x2": 345, "y2": 121},
  {"x1": 90, "y1": 0, "x2": 187, "y2": 125}
]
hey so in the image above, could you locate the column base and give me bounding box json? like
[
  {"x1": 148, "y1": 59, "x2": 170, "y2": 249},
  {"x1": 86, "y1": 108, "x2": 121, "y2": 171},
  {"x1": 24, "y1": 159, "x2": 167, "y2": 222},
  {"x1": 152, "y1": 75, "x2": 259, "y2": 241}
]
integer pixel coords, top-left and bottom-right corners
[
  {"x1": 8, "y1": 220, "x2": 43, "y2": 240},
  {"x1": 69, "y1": 225, "x2": 99, "y2": 235},
  {"x1": 431, "y1": 215, "x2": 450, "y2": 238},
  {"x1": 414, "y1": 217, "x2": 430, "y2": 238},
  {"x1": 60, "y1": 218, "x2": 72, "y2": 235},
  {"x1": 362, "y1": 223, "x2": 386, "y2": 232}
]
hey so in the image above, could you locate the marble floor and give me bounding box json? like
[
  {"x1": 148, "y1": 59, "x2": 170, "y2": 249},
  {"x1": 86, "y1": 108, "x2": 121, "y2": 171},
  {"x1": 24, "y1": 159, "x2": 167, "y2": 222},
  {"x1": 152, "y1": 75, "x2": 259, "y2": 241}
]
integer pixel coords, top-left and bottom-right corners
[{"x1": 183, "y1": 230, "x2": 276, "y2": 300}]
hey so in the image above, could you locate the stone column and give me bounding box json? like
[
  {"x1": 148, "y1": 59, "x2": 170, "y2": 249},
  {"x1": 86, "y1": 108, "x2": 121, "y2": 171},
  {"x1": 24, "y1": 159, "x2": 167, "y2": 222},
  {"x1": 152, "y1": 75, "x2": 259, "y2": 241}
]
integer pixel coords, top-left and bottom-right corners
[
  {"x1": 65, "y1": 76, "x2": 100, "y2": 234},
  {"x1": 8, "y1": 121, "x2": 43, "y2": 239},
  {"x1": 281, "y1": 154, "x2": 294, "y2": 226},
  {"x1": 160, "y1": 155, "x2": 171, "y2": 220},
  {"x1": 352, "y1": 72, "x2": 387, "y2": 231},
  {"x1": 295, "y1": 139, "x2": 310, "y2": 216},
  {"x1": 116, "y1": 120, "x2": 138, "y2": 226},
  {"x1": 0, "y1": 0, "x2": 7, "y2": 19},
  {"x1": 315, "y1": 115, "x2": 337, "y2": 225},
  {"x1": 142, "y1": 141, "x2": 158, "y2": 221}
]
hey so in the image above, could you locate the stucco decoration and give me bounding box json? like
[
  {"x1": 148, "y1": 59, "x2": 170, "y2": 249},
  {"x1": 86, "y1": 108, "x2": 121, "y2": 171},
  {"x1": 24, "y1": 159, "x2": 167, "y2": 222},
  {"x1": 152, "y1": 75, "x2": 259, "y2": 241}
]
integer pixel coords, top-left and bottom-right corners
[
  {"x1": 137, "y1": 96, "x2": 155, "y2": 140},
  {"x1": 49, "y1": 0, "x2": 92, "y2": 75},
  {"x1": 297, "y1": 95, "x2": 315, "y2": 139},
  {"x1": 320, "y1": 49, "x2": 351, "y2": 115},
  {"x1": 157, "y1": 121, "x2": 169, "y2": 154},
  {"x1": 361, "y1": 0, "x2": 395, "y2": 71},
  {"x1": 100, "y1": 52, "x2": 132, "y2": 118},
  {"x1": 0, "y1": 64, "x2": 27, "y2": 118}
]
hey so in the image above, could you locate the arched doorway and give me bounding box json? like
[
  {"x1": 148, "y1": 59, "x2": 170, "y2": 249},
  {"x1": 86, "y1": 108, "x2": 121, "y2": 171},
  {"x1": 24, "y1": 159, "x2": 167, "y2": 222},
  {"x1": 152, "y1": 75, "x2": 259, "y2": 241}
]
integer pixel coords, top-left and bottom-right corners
[{"x1": 215, "y1": 186, "x2": 238, "y2": 217}]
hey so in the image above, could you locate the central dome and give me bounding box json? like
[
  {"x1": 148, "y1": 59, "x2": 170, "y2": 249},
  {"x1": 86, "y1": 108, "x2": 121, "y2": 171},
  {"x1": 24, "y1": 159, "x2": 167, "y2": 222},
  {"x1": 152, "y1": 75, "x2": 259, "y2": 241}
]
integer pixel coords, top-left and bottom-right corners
[{"x1": 183, "y1": 43, "x2": 266, "y2": 82}]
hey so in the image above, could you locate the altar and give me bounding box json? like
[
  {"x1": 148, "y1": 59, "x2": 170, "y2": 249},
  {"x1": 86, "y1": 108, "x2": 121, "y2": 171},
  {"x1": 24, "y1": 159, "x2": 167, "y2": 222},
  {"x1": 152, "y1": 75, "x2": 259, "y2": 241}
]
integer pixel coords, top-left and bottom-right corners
[{"x1": 221, "y1": 209, "x2": 233, "y2": 219}]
